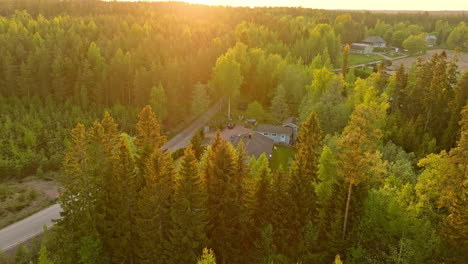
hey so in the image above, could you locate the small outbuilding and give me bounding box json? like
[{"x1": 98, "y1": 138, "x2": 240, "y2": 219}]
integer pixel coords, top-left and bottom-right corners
[
  {"x1": 350, "y1": 43, "x2": 373, "y2": 54},
  {"x1": 362, "y1": 36, "x2": 386, "y2": 48}
]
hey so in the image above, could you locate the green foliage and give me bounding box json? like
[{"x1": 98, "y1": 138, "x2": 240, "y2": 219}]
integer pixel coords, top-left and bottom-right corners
[
  {"x1": 192, "y1": 83, "x2": 211, "y2": 117},
  {"x1": 245, "y1": 101, "x2": 268, "y2": 121},
  {"x1": 0, "y1": 3, "x2": 466, "y2": 264},
  {"x1": 150, "y1": 83, "x2": 168, "y2": 123},
  {"x1": 38, "y1": 246, "x2": 54, "y2": 264},
  {"x1": 197, "y1": 248, "x2": 217, "y2": 264},
  {"x1": 270, "y1": 85, "x2": 290, "y2": 124},
  {"x1": 403, "y1": 33, "x2": 427, "y2": 54},
  {"x1": 447, "y1": 22, "x2": 468, "y2": 50}
]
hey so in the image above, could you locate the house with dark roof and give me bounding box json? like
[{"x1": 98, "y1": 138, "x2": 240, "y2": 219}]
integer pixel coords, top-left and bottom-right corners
[
  {"x1": 350, "y1": 43, "x2": 373, "y2": 54},
  {"x1": 230, "y1": 133, "x2": 274, "y2": 159},
  {"x1": 256, "y1": 124, "x2": 293, "y2": 144},
  {"x1": 362, "y1": 36, "x2": 386, "y2": 48}
]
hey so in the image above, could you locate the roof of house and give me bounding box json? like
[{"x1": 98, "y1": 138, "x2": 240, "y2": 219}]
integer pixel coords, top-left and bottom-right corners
[
  {"x1": 282, "y1": 116, "x2": 298, "y2": 126},
  {"x1": 230, "y1": 133, "x2": 274, "y2": 158},
  {"x1": 426, "y1": 35, "x2": 437, "y2": 39},
  {"x1": 363, "y1": 36, "x2": 386, "y2": 43},
  {"x1": 350, "y1": 43, "x2": 371, "y2": 50},
  {"x1": 257, "y1": 124, "x2": 293, "y2": 135}
]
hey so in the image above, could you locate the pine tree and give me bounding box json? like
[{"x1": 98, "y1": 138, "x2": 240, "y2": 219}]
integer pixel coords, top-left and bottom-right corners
[{"x1": 169, "y1": 145, "x2": 209, "y2": 264}]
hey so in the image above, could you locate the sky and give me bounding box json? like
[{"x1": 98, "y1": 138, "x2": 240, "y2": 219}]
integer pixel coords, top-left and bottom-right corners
[{"x1": 154, "y1": 0, "x2": 468, "y2": 11}]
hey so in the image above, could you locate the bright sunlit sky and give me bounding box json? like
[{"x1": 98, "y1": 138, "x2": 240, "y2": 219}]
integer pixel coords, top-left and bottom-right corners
[{"x1": 149, "y1": 0, "x2": 468, "y2": 11}]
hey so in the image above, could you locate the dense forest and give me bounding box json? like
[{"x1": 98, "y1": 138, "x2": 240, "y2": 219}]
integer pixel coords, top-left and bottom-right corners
[{"x1": 0, "y1": 1, "x2": 467, "y2": 264}]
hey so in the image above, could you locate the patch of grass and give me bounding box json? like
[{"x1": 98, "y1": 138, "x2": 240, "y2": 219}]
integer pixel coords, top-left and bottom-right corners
[
  {"x1": 270, "y1": 145, "x2": 297, "y2": 170},
  {"x1": 0, "y1": 182, "x2": 55, "y2": 229},
  {"x1": 348, "y1": 54, "x2": 381, "y2": 66}
]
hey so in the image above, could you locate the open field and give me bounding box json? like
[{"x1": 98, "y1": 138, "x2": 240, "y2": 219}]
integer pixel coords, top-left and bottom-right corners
[{"x1": 390, "y1": 49, "x2": 468, "y2": 71}]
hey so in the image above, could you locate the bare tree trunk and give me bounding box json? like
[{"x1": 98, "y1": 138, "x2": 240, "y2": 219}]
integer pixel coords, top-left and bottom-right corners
[{"x1": 342, "y1": 182, "x2": 353, "y2": 239}]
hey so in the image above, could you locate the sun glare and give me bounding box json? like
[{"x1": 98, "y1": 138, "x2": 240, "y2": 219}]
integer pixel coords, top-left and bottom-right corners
[{"x1": 185, "y1": 0, "x2": 213, "y2": 5}]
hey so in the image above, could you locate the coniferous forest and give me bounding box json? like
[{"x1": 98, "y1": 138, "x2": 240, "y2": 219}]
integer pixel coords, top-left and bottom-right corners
[{"x1": 0, "y1": 1, "x2": 467, "y2": 264}]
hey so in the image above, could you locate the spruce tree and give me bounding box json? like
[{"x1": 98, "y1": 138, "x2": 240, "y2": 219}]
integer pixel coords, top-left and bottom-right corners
[
  {"x1": 287, "y1": 111, "x2": 321, "y2": 256},
  {"x1": 134, "y1": 105, "x2": 166, "y2": 187},
  {"x1": 135, "y1": 147, "x2": 175, "y2": 264},
  {"x1": 101, "y1": 136, "x2": 139, "y2": 264},
  {"x1": 270, "y1": 167, "x2": 293, "y2": 256},
  {"x1": 204, "y1": 137, "x2": 243, "y2": 264},
  {"x1": 169, "y1": 145, "x2": 209, "y2": 264}
]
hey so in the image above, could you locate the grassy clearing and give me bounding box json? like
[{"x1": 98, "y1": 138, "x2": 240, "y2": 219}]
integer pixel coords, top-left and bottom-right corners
[
  {"x1": 270, "y1": 145, "x2": 297, "y2": 170},
  {"x1": 348, "y1": 54, "x2": 382, "y2": 66},
  {"x1": 0, "y1": 179, "x2": 58, "y2": 229}
]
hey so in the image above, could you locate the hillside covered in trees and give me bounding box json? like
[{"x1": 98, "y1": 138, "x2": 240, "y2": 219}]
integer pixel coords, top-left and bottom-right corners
[{"x1": 0, "y1": 1, "x2": 467, "y2": 264}]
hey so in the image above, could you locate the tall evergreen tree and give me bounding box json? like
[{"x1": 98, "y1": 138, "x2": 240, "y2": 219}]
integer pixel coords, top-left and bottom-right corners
[
  {"x1": 101, "y1": 136, "x2": 139, "y2": 263},
  {"x1": 204, "y1": 137, "x2": 244, "y2": 264},
  {"x1": 286, "y1": 111, "x2": 321, "y2": 258},
  {"x1": 135, "y1": 147, "x2": 175, "y2": 264},
  {"x1": 134, "y1": 105, "x2": 166, "y2": 186},
  {"x1": 169, "y1": 145, "x2": 209, "y2": 264}
]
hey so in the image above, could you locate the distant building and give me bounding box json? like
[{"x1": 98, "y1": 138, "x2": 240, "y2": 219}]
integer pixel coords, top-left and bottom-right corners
[
  {"x1": 230, "y1": 133, "x2": 274, "y2": 159},
  {"x1": 350, "y1": 43, "x2": 373, "y2": 54},
  {"x1": 362, "y1": 36, "x2": 386, "y2": 48},
  {"x1": 426, "y1": 35, "x2": 437, "y2": 47},
  {"x1": 256, "y1": 124, "x2": 293, "y2": 144}
]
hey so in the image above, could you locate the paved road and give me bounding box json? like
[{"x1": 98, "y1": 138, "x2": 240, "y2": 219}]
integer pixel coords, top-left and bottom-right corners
[
  {"x1": 0, "y1": 102, "x2": 222, "y2": 252},
  {"x1": 332, "y1": 53, "x2": 410, "y2": 72},
  {"x1": 162, "y1": 101, "x2": 222, "y2": 152},
  {"x1": 0, "y1": 204, "x2": 61, "y2": 251}
]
